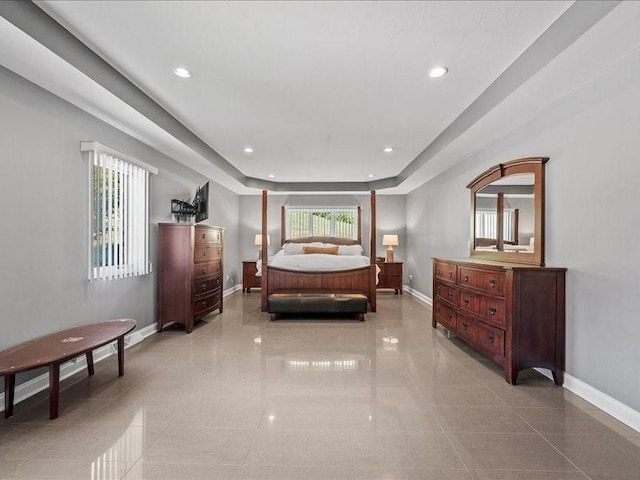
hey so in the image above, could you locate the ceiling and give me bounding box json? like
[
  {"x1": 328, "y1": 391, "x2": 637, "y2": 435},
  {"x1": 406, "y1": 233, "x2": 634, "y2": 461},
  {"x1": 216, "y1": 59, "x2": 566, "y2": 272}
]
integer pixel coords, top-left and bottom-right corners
[{"x1": 0, "y1": 1, "x2": 628, "y2": 193}]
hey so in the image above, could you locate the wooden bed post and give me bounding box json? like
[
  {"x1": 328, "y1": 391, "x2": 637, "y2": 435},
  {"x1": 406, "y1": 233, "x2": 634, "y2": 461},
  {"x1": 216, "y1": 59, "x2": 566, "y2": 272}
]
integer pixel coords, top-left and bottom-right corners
[
  {"x1": 357, "y1": 206, "x2": 362, "y2": 246},
  {"x1": 370, "y1": 191, "x2": 377, "y2": 312},
  {"x1": 261, "y1": 190, "x2": 269, "y2": 312},
  {"x1": 281, "y1": 206, "x2": 286, "y2": 246}
]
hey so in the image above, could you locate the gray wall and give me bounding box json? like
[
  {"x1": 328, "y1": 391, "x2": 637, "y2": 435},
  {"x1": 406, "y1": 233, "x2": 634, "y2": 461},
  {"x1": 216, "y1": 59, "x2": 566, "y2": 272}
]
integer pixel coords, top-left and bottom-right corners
[
  {"x1": 406, "y1": 48, "x2": 640, "y2": 411},
  {"x1": 238, "y1": 194, "x2": 406, "y2": 278},
  {"x1": 0, "y1": 66, "x2": 240, "y2": 388}
]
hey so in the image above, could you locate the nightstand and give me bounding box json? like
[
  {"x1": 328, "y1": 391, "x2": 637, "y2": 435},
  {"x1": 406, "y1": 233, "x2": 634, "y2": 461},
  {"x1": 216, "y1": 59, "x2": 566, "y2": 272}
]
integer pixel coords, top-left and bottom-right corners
[
  {"x1": 376, "y1": 261, "x2": 403, "y2": 294},
  {"x1": 242, "y1": 261, "x2": 261, "y2": 293}
]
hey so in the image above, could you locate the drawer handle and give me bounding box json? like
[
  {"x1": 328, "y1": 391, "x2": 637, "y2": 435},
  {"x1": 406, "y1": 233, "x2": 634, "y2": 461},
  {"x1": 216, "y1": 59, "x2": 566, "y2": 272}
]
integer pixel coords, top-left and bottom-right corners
[
  {"x1": 201, "y1": 284, "x2": 207, "y2": 290},
  {"x1": 488, "y1": 307, "x2": 496, "y2": 316},
  {"x1": 436, "y1": 269, "x2": 441, "y2": 276},
  {"x1": 461, "y1": 322, "x2": 468, "y2": 330},
  {"x1": 448, "y1": 292, "x2": 453, "y2": 300},
  {"x1": 437, "y1": 286, "x2": 441, "y2": 294},
  {"x1": 463, "y1": 297, "x2": 470, "y2": 305},
  {"x1": 488, "y1": 279, "x2": 496, "y2": 288},
  {"x1": 448, "y1": 272, "x2": 453, "y2": 279},
  {"x1": 203, "y1": 250, "x2": 207, "y2": 257},
  {"x1": 201, "y1": 268, "x2": 206, "y2": 274},
  {"x1": 487, "y1": 334, "x2": 494, "y2": 344},
  {"x1": 202, "y1": 234, "x2": 206, "y2": 239},
  {"x1": 201, "y1": 301, "x2": 207, "y2": 308},
  {"x1": 448, "y1": 314, "x2": 453, "y2": 320},
  {"x1": 463, "y1": 275, "x2": 469, "y2": 283}
]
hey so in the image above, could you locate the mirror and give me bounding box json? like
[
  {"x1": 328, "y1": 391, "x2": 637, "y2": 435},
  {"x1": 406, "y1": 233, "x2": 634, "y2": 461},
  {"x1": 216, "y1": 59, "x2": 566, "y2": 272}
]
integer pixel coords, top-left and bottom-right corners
[{"x1": 468, "y1": 157, "x2": 547, "y2": 266}]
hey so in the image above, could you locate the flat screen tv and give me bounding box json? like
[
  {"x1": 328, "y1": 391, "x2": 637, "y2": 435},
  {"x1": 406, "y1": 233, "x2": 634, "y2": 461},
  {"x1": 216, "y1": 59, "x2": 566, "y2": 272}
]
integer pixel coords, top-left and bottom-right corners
[{"x1": 193, "y1": 182, "x2": 209, "y2": 223}]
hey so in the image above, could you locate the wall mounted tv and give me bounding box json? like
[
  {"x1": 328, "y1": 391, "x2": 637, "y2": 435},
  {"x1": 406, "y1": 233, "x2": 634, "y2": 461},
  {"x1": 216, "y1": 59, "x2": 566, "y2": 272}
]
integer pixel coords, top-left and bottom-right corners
[{"x1": 170, "y1": 182, "x2": 209, "y2": 223}]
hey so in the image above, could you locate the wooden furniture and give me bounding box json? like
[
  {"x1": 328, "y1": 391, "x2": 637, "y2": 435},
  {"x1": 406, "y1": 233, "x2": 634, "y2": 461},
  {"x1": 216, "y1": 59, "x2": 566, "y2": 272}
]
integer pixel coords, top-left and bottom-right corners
[
  {"x1": 242, "y1": 261, "x2": 261, "y2": 292},
  {"x1": 260, "y1": 191, "x2": 377, "y2": 314},
  {"x1": 376, "y1": 261, "x2": 403, "y2": 294},
  {"x1": 468, "y1": 157, "x2": 547, "y2": 266},
  {"x1": 157, "y1": 223, "x2": 224, "y2": 333},
  {"x1": 0, "y1": 319, "x2": 136, "y2": 419},
  {"x1": 432, "y1": 258, "x2": 565, "y2": 385}
]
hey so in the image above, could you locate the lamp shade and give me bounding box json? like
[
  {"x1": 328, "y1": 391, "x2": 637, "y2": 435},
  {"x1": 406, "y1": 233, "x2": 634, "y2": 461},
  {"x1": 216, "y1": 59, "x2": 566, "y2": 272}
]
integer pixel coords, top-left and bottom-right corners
[
  {"x1": 254, "y1": 234, "x2": 271, "y2": 246},
  {"x1": 382, "y1": 234, "x2": 399, "y2": 247}
]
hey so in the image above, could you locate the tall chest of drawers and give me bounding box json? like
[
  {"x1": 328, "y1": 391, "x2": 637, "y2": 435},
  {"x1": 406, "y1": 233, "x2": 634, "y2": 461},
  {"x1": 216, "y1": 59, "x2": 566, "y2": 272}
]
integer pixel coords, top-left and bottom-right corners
[
  {"x1": 158, "y1": 223, "x2": 224, "y2": 333},
  {"x1": 432, "y1": 258, "x2": 566, "y2": 385}
]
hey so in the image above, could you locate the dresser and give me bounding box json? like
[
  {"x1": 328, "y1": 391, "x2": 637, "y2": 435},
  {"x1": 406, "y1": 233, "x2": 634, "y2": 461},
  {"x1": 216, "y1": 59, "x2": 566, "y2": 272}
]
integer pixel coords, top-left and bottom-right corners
[
  {"x1": 376, "y1": 261, "x2": 403, "y2": 294},
  {"x1": 242, "y1": 261, "x2": 261, "y2": 292},
  {"x1": 157, "y1": 223, "x2": 224, "y2": 333},
  {"x1": 432, "y1": 258, "x2": 565, "y2": 385}
]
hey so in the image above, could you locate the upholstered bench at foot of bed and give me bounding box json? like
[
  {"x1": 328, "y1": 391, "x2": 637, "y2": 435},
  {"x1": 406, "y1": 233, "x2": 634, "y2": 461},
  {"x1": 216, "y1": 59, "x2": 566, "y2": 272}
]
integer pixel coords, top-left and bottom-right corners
[{"x1": 268, "y1": 291, "x2": 368, "y2": 321}]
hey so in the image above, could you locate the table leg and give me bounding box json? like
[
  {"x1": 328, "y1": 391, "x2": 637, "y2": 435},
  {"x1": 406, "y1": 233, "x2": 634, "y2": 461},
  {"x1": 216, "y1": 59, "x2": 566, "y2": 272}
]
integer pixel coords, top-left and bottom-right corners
[
  {"x1": 49, "y1": 363, "x2": 60, "y2": 420},
  {"x1": 86, "y1": 351, "x2": 95, "y2": 376},
  {"x1": 4, "y1": 374, "x2": 15, "y2": 418},
  {"x1": 117, "y1": 336, "x2": 125, "y2": 377}
]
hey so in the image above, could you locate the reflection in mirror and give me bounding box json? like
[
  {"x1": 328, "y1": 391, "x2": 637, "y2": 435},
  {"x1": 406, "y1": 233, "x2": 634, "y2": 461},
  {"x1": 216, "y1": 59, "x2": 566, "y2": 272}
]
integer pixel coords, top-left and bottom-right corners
[
  {"x1": 475, "y1": 173, "x2": 535, "y2": 254},
  {"x1": 467, "y1": 157, "x2": 547, "y2": 266}
]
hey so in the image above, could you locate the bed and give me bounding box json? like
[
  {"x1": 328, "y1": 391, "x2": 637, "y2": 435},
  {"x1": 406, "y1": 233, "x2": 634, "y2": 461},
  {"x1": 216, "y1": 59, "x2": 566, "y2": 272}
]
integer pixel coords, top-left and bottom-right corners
[{"x1": 259, "y1": 191, "x2": 378, "y2": 315}]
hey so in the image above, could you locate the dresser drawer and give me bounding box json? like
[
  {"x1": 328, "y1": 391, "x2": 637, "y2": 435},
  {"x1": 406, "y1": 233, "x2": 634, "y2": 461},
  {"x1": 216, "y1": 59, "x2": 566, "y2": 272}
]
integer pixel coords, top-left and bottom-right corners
[
  {"x1": 192, "y1": 290, "x2": 221, "y2": 317},
  {"x1": 195, "y1": 227, "x2": 222, "y2": 245},
  {"x1": 194, "y1": 274, "x2": 222, "y2": 297},
  {"x1": 433, "y1": 300, "x2": 457, "y2": 331},
  {"x1": 194, "y1": 260, "x2": 222, "y2": 278},
  {"x1": 434, "y1": 261, "x2": 457, "y2": 284},
  {"x1": 458, "y1": 267, "x2": 505, "y2": 297},
  {"x1": 435, "y1": 281, "x2": 458, "y2": 306},
  {"x1": 458, "y1": 291, "x2": 506, "y2": 328},
  {"x1": 194, "y1": 246, "x2": 223, "y2": 263},
  {"x1": 473, "y1": 319, "x2": 505, "y2": 359}
]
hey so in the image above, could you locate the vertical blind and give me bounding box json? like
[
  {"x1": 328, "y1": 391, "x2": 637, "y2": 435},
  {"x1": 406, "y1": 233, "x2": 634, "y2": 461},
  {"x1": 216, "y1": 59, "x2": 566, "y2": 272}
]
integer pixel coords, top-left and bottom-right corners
[
  {"x1": 475, "y1": 209, "x2": 515, "y2": 242},
  {"x1": 83, "y1": 142, "x2": 157, "y2": 280}
]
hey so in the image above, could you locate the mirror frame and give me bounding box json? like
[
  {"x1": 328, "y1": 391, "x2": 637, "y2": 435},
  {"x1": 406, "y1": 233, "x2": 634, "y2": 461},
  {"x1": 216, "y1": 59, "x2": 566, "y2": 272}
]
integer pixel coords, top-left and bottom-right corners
[{"x1": 467, "y1": 157, "x2": 548, "y2": 266}]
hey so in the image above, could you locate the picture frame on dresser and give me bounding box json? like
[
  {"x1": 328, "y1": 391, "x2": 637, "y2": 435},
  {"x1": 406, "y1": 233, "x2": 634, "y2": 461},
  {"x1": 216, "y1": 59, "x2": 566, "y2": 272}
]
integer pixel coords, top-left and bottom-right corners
[{"x1": 432, "y1": 157, "x2": 566, "y2": 385}]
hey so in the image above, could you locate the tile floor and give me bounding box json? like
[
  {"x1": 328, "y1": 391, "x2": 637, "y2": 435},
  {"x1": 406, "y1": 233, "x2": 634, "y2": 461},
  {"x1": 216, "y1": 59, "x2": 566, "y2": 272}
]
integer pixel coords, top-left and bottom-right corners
[{"x1": 1, "y1": 292, "x2": 639, "y2": 479}]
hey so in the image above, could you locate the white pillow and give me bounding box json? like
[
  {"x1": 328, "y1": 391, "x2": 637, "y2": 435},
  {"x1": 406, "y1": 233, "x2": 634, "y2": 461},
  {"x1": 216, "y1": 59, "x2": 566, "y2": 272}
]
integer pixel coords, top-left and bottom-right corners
[
  {"x1": 282, "y1": 242, "x2": 324, "y2": 255},
  {"x1": 338, "y1": 245, "x2": 363, "y2": 255}
]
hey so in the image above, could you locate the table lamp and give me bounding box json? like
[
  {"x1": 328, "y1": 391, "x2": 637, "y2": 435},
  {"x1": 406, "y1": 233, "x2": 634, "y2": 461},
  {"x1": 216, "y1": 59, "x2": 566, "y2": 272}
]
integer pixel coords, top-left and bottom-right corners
[
  {"x1": 254, "y1": 233, "x2": 270, "y2": 260},
  {"x1": 382, "y1": 234, "x2": 399, "y2": 263}
]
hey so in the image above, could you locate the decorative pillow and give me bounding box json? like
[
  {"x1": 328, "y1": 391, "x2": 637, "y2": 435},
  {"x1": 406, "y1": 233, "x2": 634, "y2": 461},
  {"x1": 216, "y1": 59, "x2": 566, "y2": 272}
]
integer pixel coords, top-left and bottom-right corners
[
  {"x1": 302, "y1": 245, "x2": 339, "y2": 255},
  {"x1": 338, "y1": 245, "x2": 363, "y2": 255},
  {"x1": 282, "y1": 242, "x2": 325, "y2": 255},
  {"x1": 282, "y1": 243, "x2": 305, "y2": 255}
]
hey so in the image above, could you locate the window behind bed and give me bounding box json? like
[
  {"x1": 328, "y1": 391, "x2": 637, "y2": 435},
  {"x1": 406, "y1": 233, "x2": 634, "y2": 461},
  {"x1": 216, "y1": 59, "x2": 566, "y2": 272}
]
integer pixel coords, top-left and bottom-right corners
[{"x1": 286, "y1": 207, "x2": 358, "y2": 240}]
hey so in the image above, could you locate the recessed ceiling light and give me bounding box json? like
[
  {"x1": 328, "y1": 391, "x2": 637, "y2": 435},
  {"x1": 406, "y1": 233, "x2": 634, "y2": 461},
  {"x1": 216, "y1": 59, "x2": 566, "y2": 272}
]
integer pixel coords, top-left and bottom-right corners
[
  {"x1": 368, "y1": 174, "x2": 375, "y2": 178},
  {"x1": 243, "y1": 147, "x2": 254, "y2": 154},
  {"x1": 383, "y1": 147, "x2": 394, "y2": 153},
  {"x1": 429, "y1": 66, "x2": 448, "y2": 78},
  {"x1": 173, "y1": 67, "x2": 192, "y2": 78},
  {"x1": 268, "y1": 174, "x2": 275, "y2": 179}
]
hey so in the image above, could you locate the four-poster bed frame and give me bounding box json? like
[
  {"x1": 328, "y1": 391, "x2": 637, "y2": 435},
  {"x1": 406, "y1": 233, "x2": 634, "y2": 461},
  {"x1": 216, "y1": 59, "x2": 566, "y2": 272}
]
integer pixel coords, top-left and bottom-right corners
[{"x1": 260, "y1": 190, "x2": 377, "y2": 314}]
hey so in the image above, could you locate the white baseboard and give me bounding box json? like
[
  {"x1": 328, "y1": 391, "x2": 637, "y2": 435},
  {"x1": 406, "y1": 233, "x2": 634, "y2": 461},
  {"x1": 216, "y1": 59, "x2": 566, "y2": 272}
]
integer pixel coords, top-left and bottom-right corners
[
  {"x1": 404, "y1": 286, "x2": 433, "y2": 306},
  {"x1": 223, "y1": 284, "x2": 242, "y2": 297},
  {"x1": 0, "y1": 322, "x2": 157, "y2": 413}
]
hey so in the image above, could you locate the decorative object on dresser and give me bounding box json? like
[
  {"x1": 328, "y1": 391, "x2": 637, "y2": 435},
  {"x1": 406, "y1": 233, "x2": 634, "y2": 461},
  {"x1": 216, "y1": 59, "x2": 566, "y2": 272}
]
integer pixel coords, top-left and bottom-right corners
[
  {"x1": 157, "y1": 223, "x2": 224, "y2": 333},
  {"x1": 432, "y1": 157, "x2": 566, "y2": 385},
  {"x1": 376, "y1": 261, "x2": 403, "y2": 294},
  {"x1": 254, "y1": 233, "x2": 270, "y2": 260},
  {"x1": 382, "y1": 234, "x2": 399, "y2": 263},
  {"x1": 242, "y1": 261, "x2": 261, "y2": 293}
]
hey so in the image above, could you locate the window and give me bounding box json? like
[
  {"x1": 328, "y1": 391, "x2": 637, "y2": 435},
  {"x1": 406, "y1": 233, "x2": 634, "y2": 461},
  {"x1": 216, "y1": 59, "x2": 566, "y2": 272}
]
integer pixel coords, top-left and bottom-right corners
[
  {"x1": 82, "y1": 142, "x2": 158, "y2": 280},
  {"x1": 475, "y1": 209, "x2": 516, "y2": 243},
  {"x1": 286, "y1": 207, "x2": 358, "y2": 240}
]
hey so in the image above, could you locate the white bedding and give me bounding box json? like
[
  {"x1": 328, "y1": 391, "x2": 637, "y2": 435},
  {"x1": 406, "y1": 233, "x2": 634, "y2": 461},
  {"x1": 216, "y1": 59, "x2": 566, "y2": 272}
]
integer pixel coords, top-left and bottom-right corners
[{"x1": 256, "y1": 249, "x2": 379, "y2": 280}]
